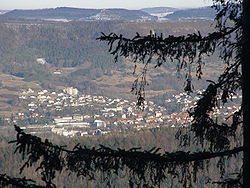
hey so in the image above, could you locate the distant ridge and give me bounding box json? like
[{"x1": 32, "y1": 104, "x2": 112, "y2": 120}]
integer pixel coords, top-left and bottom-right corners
[
  {"x1": 140, "y1": 7, "x2": 178, "y2": 14},
  {"x1": 165, "y1": 6, "x2": 216, "y2": 20},
  {"x1": 140, "y1": 7, "x2": 178, "y2": 20},
  {"x1": 0, "y1": 10, "x2": 10, "y2": 15},
  {"x1": 0, "y1": 7, "x2": 157, "y2": 21},
  {"x1": 0, "y1": 6, "x2": 217, "y2": 21}
]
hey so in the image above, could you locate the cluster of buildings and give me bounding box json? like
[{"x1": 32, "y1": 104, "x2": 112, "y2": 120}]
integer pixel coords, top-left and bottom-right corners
[{"x1": 13, "y1": 87, "x2": 241, "y2": 137}]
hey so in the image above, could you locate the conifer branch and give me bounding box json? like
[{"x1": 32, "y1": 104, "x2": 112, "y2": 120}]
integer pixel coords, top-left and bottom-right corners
[
  {"x1": 10, "y1": 125, "x2": 243, "y2": 187},
  {"x1": 0, "y1": 174, "x2": 45, "y2": 188}
]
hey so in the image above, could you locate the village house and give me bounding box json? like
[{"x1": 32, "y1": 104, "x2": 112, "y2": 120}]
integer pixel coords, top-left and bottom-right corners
[{"x1": 93, "y1": 120, "x2": 106, "y2": 128}]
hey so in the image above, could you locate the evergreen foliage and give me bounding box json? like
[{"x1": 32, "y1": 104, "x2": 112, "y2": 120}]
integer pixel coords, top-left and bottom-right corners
[
  {"x1": 0, "y1": 125, "x2": 243, "y2": 187},
  {"x1": 0, "y1": 174, "x2": 45, "y2": 188}
]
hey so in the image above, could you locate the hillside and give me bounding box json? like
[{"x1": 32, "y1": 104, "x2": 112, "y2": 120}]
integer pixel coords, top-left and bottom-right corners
[
  {"x1": 141, "y1": 7, "x2": 178, "y2": 20},
  {"x1": 0, "y1": 6, "x2": 218, "y2": 21},
  {"x1": 165, "y1": 6, "x2": 216, "y2": 20},
  {"x1": 140, "y1": 7, "x2": 178, "y2": 14},
  {"x1": 0, "y1": 7, "x2": 157, "y2": 21},
  {"x1": 0, "y1": 18, "x2": 222, "y2": 116},
  {"x1": 0, "y1": 10, "x2": 10, "y2": 15}
]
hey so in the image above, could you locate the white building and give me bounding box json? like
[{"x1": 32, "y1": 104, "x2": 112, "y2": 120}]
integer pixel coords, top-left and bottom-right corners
[
  {"x1": 36, "y1": 58, "x2": 47, "y2": 65},
  {"x1": 93, "y1": 120, "x2": 106, "y2": 128},
  {"x1": 63, "y1": 87, "x2": 78, "y2": 96}
]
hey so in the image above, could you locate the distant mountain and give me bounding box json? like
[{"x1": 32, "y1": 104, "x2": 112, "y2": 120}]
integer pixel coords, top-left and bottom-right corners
[
  {"x1": 0, "y1": 7, "x2": 157, "y2": 21},
  {"x1": 0, "y1": 10, "x2": 10, "y2": 15},
  {"x1": 141, "y1": 7, "x2": 178, "y2": 20},
  {"x1": 1, "y1": 7, "x2": 217, "y2": 21},
  {"x1": 141, "y1": 7, "x2": 178, "y2": 14},
  {"x1": 165, "y1": 7, "x2": 216, "y2": 20}
]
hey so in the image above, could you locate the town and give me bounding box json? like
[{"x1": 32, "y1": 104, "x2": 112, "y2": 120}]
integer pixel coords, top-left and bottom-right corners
[{"x1": 3, "y1": 87, "x2": 241, "y2": 137}]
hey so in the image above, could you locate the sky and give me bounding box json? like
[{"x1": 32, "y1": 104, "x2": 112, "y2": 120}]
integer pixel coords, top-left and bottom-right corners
[{"x1": 0, "y1": 0, "x2": 213, "y2": 10}]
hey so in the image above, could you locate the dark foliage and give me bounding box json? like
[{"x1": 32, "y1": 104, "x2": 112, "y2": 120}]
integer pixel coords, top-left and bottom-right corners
[
  {"x1": 0, "y1": 174, "x2": 45, "y2": 188},
  {"x1": 0, "y1": 125, "x2": 243, "y2": 188}
]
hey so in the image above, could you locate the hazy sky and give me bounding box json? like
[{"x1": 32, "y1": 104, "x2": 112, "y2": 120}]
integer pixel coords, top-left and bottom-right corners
[{"x1": 0, "y1": 0, "x2": 213, "y2": 10}]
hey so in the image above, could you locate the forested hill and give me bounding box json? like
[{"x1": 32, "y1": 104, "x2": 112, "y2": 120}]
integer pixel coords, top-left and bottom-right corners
[
  {"x1": 0, "y1": 7, "x2": 157, "y2": 21},
  {"x1": 165, "y1": 6, "x2": 216, "y2": 20},
  {"x1": 0, "y1": 18, "x2": 215, "y2": 68},
  {"x1": 140, "y1": 7, "x2": 178, "y2": 14},
  {"x1": 0, "y1": 6, "x2": 217, "y2": 21},
  {"x1": 0, "y1": 18, "x2": 221, "y2": 109}
]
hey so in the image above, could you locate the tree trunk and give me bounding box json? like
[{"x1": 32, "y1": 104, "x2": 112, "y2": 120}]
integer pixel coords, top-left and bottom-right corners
[{"x1": 242, "y1": 0, "x2": 250, "y2": 187}]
